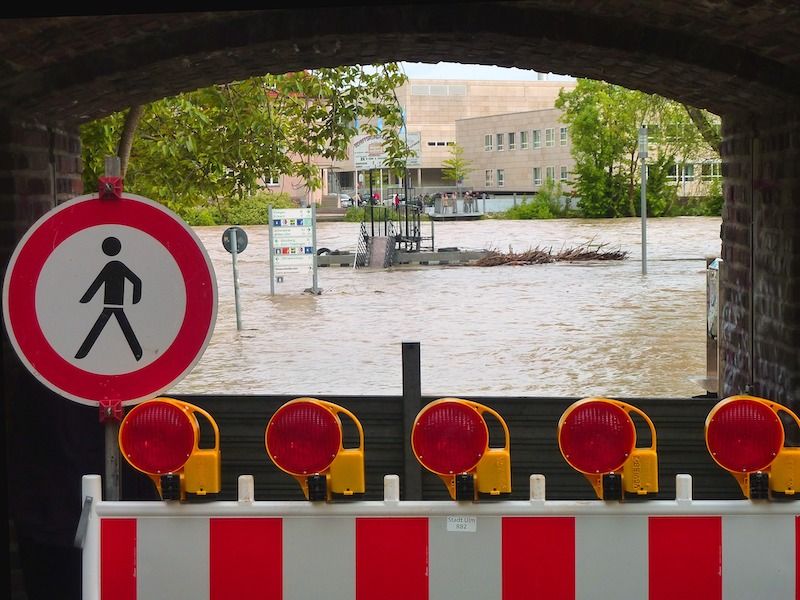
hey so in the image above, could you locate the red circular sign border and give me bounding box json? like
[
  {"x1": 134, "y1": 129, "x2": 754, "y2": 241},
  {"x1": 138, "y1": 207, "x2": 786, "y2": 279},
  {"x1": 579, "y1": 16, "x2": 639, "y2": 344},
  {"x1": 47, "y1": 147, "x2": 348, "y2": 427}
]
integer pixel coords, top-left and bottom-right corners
[{"x1": 2, "y1": 194, "x2": 217, "y2": 406}]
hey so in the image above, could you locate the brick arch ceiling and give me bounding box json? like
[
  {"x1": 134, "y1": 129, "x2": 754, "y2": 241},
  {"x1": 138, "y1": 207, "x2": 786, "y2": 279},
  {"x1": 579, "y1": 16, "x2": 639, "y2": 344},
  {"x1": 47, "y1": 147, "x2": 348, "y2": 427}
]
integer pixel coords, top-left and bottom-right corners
[{"x1": 2, "y1": 2, "x2": 799, "y2": 123}]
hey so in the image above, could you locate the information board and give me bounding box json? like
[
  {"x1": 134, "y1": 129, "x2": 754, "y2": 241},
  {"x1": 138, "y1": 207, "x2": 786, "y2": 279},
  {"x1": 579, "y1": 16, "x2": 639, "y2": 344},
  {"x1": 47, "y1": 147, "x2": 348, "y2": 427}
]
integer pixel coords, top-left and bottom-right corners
[
  {"x1": 268, "y1": 206, "x2": 318, "y2": 294},
  {"x1": 353, "y1": 132, "x2": 421, "y2": 170}
]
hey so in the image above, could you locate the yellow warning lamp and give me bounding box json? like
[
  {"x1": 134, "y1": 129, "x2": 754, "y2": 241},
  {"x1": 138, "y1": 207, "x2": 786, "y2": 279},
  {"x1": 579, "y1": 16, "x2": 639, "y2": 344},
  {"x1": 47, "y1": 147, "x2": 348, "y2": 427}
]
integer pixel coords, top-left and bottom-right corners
[
  {"x1": 705, "y1": 395, "x2": 800, "y2": 499},
  {"x1": 412, "y1": 398, "x2": 511, "y2": 501},
  {"x1": 558, "y1": 398, "x2": 658, "y2": 500},
  {"x1": 265, "y1": 398, "x2": 365, "y2": 501},
  {"x1": 118, "y1": 397, "x2": 221, "y2": 501}
]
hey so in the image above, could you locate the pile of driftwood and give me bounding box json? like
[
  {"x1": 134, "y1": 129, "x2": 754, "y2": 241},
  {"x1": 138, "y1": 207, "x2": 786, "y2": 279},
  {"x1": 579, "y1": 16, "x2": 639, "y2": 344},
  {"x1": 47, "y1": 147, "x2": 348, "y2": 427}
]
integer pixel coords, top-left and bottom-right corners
[{"x1": 474, "y1": 242, "x2": 629, "y2": 267}]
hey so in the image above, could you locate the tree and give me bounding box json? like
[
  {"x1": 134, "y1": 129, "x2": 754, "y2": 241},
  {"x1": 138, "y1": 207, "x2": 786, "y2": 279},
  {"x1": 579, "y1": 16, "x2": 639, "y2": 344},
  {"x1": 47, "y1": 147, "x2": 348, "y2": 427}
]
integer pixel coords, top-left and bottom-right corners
[
  {"x1": 441, "y1": 143, "x2": 472, "y2": 199},
  {"x1": 81, "y1": 64, "x2": 410, "y2": 220},
  {"x1": 555, "y1": 79, "x2": 719, "y2": 217}
]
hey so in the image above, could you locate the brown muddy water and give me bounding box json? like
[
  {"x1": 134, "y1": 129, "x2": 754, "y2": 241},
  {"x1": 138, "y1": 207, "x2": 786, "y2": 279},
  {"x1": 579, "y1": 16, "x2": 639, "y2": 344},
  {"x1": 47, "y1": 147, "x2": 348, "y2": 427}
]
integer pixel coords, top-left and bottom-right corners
[{"x1": 169, "y1": 216, "x2": 722, "y2": 398}]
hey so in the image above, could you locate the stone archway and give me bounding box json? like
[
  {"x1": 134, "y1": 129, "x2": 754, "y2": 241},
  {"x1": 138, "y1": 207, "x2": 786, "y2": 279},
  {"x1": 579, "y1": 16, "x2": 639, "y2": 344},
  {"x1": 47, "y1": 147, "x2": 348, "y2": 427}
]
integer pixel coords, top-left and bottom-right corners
[{"x1": 2, "y1": 5, "x2": 800, "y2": 597}]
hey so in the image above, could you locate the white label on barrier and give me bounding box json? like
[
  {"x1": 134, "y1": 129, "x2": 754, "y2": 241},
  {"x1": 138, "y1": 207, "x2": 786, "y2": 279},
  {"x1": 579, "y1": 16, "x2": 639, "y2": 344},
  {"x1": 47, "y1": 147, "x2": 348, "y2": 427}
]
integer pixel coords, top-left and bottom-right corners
[{"x1": 447, "y1": 516, "x2": 477, "y2": 533}]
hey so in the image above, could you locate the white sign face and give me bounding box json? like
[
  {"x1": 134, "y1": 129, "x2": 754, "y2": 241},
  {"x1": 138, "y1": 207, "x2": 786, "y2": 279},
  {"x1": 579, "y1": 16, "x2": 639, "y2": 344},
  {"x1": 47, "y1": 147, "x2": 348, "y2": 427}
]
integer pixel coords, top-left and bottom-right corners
[
  {"x1": 2, "y1": 193, "x2": 217, "y2": 406},
  {"x1": 36, "y1": 225, "x2": 186, "y2": 376},
  {"x1": 270, "y1": 208, "x2": 315, "y2": 281},
  {"x1": 353, "y1": 132, "x2": 421, "y2": 169}
]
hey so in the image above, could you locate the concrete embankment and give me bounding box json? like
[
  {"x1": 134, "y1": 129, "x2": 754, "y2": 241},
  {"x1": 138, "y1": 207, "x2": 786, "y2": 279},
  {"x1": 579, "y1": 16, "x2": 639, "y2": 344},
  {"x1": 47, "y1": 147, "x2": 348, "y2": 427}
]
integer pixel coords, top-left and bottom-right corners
[{"x1": 317, "y1": 249, "x2": 489, "y2": 267}]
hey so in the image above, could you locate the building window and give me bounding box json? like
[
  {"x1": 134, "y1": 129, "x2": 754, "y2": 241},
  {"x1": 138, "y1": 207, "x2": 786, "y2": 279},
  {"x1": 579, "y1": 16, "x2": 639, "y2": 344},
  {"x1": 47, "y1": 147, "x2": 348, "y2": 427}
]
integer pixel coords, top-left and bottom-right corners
[
  {"x1": 484, "y1": 135, "x2": 493, "y2": 151},
  {"x1": 546, "y1": 166, "x2": 555, "y2": 181},
  {"x1": 701, "y1": 162, "x2": 722, "y2": 179},
  {"x1": 497, "y1": 169, "x2": 505, "y2": 187},
  {"x1": 266, "y1": 175, "x2": 280, "y2": 186},
  {"x1": 545, "y1": 128, "x2": 555, "y2": 147},
  {"x1": 520, "y1": 131, "x2": 528, "y2": 150},
  {"x1": 560, "y1": 166, "x2": 568, "y2": 182},
  {"x1": 485, "y1": 169, "x2": 494, "y2": 187},
  {"x1": 683, "y1": 164, "x2": 695, "y2": 182},
  {"x1": 508, "y1": 132, "x2": 515, "y2": 150},
  {"x1": 496, "y1": 133, "x2": 505, "y2": 151},
  {"x1": 533, "y1": 167, "x2": 542, "y2": 185},
  {"x1": 532, "y1": 129, "x2": 541, "y2": 149},
  {"x1": 560, "y1": 127, "x2": 568, "y2": 145}
]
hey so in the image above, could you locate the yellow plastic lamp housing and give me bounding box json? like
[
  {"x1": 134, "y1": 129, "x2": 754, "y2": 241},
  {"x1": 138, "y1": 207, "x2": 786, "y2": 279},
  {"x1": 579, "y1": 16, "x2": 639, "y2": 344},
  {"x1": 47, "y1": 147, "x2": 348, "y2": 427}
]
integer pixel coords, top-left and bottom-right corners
[
  {"x1": 118, "y1": 397, "x2": 221, "y2": 500},
  {"x1": 411, "y1": 398, "x2": 511, "y2": 501},
  {"x1": 265, "y1": 398, "x2": 365, "y2": 501},
  {"x1": 558, "y1": 398, "x2": 658, "y2": 500},
  {"x1": 705, "y1": 395, "x2": 800, "y2": 499}
]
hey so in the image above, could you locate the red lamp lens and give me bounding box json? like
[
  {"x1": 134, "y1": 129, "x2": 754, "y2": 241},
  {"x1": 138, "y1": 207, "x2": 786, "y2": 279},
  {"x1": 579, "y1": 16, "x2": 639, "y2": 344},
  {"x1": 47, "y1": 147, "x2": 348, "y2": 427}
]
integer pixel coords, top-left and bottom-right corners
[
  {"x1": 559, "y1": 401, "x2": 635, "y2": 473},
  {"x1": 412, "y1": 401, "x2": 488, "y2": 474},
  {"x1": 266, "y1": 401, "x2": 341, "y2": 475},
  {"x1": 120, "y1": 401, "x2": 195, "y2": 474},
  {"x1": 706, "y1": 399, "x2": 783, "y2": 472}
]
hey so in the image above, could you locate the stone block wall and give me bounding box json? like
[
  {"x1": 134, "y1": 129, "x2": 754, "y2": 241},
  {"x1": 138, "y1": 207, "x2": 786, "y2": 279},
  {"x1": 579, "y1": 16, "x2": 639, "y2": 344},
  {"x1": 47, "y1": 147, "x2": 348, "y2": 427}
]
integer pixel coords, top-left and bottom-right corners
[
  {"x1": 720, "y1": 109, "x2": 800, "y2": 407},
  {"x1": 0, "y1": 118, "x2": 82, "y2": 267}
]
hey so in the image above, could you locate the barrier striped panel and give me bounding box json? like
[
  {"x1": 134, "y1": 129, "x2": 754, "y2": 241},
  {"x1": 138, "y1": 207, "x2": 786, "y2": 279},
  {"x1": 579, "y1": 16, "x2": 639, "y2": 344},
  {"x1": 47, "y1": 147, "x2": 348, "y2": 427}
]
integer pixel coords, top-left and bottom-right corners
[{"x1": 94, "y1": 513, "x2": 798, "y2": 600}]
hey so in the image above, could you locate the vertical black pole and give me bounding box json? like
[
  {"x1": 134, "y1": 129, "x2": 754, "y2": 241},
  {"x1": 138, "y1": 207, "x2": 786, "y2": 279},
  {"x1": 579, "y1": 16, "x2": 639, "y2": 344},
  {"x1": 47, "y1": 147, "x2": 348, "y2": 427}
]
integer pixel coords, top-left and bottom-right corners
[
  {"x1": 369, "y1": 170, "x2": 374, "y2": 237},
  {"x1": 402, "y1": 342, "x2": 422, "y2": 500}
]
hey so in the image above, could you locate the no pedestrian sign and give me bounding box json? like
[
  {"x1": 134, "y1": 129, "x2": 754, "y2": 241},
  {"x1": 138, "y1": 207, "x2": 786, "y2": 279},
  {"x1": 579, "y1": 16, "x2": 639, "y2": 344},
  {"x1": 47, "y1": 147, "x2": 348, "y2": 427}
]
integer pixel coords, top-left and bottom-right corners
[{"x1": 2, "y1": 193, "x2": 217, "y2": 406}]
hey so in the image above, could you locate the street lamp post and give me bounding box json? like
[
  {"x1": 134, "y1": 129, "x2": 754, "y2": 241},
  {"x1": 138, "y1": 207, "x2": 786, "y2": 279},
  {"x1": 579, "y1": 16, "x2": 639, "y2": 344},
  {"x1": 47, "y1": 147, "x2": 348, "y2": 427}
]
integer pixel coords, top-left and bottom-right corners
[{"x1": 639, "y1": 126, "x2": 648, "y2": 275}]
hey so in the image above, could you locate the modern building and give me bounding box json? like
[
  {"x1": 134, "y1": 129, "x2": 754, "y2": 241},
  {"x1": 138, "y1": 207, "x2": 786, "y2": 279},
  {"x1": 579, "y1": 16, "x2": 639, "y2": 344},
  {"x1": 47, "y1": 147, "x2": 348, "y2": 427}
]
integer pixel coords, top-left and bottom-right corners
[
  {"x1": 272, "y1": 76, "x2": 721, "y2": 207},
  {"x1": 456, "y1": 108, "x2": 574, "y2": 196},
  {"x1": 325, "y1": 77, "x2": 577, "y2": 200}
]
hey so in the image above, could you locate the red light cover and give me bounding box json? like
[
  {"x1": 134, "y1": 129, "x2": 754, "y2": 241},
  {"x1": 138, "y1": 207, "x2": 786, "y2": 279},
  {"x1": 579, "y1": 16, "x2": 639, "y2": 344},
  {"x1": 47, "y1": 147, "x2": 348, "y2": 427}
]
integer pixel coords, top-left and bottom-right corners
[
  {"x1": 707, "y1": 399, "x2": 783, "y2": 472},
  {"x1": 559, "y1": 401, "x2": 635, "y2": 473},
  {"x1": 267, "y1": 401, "x2": 341, "y2": 475},
  {"x1": 412, "y1": 401, "x2": 488, "y2": 474},
  {"x1": 120, "y1": 401, "x2": 195, "y2": 474}
]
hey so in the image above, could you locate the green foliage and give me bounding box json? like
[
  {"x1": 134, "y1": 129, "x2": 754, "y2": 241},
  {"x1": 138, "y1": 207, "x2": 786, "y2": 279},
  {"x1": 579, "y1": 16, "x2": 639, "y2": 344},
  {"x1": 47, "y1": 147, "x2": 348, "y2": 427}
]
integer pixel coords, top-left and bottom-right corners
[
  {"x1": 642, "y1": 155, "x2": 678, "y2": 217},
  {"x1": 441, "y1": 144, "x2": 472, "y2": 190},
  {"x1": 81, "y1": 65, "x2": 410, "y2": 213},
  {"x1": 502, "y1": 179, "x2": 568, "y2": 220},
  {"x1": 667, "y1": 178, "x2": 723, "y2": 216},
  {"x1": 555, "y1": 79, "x2": 719, "y2": 218},
  {"x1": 180, "y1": 191, "x2": 295, "y2": 226}
]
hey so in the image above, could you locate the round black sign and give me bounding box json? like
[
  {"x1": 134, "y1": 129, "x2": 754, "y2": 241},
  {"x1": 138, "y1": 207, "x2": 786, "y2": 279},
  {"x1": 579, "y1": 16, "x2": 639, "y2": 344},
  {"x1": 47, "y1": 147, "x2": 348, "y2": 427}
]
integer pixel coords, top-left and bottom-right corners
[{"x1": 222, "y1": 226, "x2": 248, "y2": 254}]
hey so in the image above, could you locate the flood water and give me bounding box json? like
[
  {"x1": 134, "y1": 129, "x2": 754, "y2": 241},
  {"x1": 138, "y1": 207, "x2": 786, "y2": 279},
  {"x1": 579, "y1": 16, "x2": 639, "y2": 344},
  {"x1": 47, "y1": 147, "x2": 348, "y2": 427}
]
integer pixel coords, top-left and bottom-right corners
[{"x1": 169, "y1": 216, "x2": 722, "y2": 398}]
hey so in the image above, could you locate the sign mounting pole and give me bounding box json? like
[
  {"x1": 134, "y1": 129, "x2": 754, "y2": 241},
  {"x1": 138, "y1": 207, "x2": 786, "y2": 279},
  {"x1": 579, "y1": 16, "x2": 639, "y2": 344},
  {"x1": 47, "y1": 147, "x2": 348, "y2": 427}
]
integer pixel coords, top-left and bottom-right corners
[
  {"x1": 3, "y1": 171, "x2": 218, "y2": 504},
  {"x1": 101, "y1": 156, "x2": 123, "y2": 501}
]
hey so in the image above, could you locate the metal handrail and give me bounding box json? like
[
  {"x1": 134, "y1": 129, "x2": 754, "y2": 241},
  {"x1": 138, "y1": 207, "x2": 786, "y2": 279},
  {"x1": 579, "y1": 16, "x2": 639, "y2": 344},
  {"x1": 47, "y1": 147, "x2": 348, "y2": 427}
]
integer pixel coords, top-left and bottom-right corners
[{"x1": 354, "y1": 222, "x2": 369, "y2": 269}]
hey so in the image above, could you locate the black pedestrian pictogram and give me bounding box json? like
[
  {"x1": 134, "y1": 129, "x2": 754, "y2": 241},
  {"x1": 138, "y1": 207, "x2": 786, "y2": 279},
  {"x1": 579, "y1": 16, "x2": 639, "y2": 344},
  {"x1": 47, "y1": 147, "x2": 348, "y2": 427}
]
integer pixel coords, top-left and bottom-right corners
[{"x1": 75, "y1": 236, "x2": 143, "y2": 361}]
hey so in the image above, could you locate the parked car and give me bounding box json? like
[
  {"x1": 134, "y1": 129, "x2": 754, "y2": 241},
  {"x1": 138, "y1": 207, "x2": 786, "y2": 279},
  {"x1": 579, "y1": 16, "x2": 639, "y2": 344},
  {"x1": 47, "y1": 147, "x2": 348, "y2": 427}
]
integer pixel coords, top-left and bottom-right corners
[{"x1": 337, "y1": 193, "x2": 353, "y2": 208}]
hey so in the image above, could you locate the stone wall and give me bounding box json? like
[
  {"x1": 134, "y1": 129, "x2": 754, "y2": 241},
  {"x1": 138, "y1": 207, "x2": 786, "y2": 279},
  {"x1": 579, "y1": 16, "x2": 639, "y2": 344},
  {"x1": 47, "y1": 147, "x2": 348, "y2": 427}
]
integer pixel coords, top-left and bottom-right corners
[
  {"x1": 0, "y1": 119, "x2": 82, "y2": 261},
  {"x1": 720, "y1": 109, "x2": 800, "y2": 407}
]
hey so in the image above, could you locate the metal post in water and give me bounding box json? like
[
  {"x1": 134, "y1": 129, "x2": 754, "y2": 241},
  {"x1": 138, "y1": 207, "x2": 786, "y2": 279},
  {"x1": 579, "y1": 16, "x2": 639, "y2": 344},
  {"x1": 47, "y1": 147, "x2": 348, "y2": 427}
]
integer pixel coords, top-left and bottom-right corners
[
  {"x1": 268, "y1": 207, "x2": 276, "y2": 296},
  {"x1": 311, "y1": 204, "x2": 319, "y2": 294},
  {"x1": 231, "y1": 230, "x2": 242, "y2": 330},
  {"x1": 639, "y1": 126, "x2": 648, "y2": 275}
]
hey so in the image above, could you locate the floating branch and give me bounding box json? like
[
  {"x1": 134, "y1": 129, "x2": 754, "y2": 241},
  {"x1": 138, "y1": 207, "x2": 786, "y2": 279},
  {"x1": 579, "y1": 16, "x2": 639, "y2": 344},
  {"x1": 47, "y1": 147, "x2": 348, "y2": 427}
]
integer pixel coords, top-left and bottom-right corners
[{"x1": 474, "y1": 241, "x2": 628, "y2": 267}]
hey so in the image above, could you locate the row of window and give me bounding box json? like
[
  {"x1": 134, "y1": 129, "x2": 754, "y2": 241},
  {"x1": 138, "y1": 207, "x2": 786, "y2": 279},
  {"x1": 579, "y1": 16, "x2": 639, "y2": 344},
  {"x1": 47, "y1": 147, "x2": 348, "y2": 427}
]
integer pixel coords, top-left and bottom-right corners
[
  {"x1": 485, "y1": 127, "x2": 568, "y2": 151},
  {"x1": 668, "y1": 162, "x2": 722, "y2": 181},
  {"x1": 484, "y1": 166, "x2": 569, "y2": 187},
  {"x1": 480, "y1": 162, "x2": 723, "y2": 188},
  {"x1": 426, "y1": 140, "x2": 456, "y2": 147}
]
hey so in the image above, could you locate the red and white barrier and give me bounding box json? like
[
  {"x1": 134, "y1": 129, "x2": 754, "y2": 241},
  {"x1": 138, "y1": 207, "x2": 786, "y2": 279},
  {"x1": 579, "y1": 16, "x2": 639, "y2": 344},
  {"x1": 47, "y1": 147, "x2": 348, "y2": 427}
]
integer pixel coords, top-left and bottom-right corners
[{"x1": 81, "y1": 474, "x2": 800, "y2": 600}]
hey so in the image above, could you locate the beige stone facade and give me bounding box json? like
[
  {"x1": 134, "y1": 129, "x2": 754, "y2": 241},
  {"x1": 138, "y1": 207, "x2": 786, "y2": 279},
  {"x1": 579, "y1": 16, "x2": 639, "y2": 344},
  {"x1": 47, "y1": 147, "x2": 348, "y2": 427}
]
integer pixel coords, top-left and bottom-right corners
[
  {"x1": 456, "y1": 108, "x2": 574, "y2": 194},
  {"x1": 307, "y1": 77, "x2": 720, "y2": 203},
  {"x1": 325, "y1": 77, "x2": 577, "y2": 198}
]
